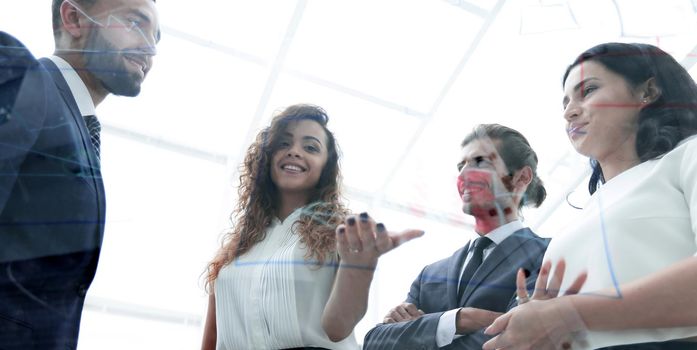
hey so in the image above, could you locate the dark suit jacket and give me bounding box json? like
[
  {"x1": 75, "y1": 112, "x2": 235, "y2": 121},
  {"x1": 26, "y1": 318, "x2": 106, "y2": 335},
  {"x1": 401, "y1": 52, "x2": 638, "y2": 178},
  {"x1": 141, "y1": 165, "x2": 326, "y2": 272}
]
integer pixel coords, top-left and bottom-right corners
[
  {"x1": 0, "y1": 32, "x2": 105, "y2": 350},
  {"x1": 364, "y1": 228, "x2": 549, "y2": 350}
]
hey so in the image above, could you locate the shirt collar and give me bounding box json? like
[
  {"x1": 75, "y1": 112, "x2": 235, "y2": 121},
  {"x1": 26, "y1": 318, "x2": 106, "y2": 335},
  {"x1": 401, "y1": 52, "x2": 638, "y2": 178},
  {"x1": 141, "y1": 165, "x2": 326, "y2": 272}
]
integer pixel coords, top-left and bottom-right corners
[
  {"x1": 48, "y1": 55, "x2": 96, "y2": 117},
  {"x1": 272, "y1": 206, "x2": 305, "y2": 227},
  {"x1": 481, "y1": 220, "x2": 525, "y2": 246}
]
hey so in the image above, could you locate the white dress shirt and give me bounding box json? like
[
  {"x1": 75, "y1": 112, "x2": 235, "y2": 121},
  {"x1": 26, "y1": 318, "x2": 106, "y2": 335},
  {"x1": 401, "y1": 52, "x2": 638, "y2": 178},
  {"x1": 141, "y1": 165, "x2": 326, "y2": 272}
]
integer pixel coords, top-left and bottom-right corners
[
  {"x1": 436, "y1": 220, "x2": 525, "y2": 347},
  {"x1": 214, "y1": 207, "x2": 359, "y2": 350},
  {"x1": 47, "y1": 55, "x2": 95, "y2": 117},
  {"x1": 545, "y1": 136, "x2": 697, "y2": 348}
]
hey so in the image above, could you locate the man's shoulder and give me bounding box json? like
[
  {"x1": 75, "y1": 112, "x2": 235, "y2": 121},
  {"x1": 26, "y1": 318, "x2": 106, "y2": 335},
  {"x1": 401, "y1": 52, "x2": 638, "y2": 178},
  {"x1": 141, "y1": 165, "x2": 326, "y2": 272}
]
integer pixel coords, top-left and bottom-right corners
[
  {"x1": 508, "y1": 227, "x2": 550, "y2": 247},
  {"x1": 420, "y1": 245, "x2": 467, "y2": 273},
  {"x1": 0, "y1": 32, "x2": 38, "y2": 85},
  {"x1": 492, "y1": 228, "x2": 550, "y2": 265}
]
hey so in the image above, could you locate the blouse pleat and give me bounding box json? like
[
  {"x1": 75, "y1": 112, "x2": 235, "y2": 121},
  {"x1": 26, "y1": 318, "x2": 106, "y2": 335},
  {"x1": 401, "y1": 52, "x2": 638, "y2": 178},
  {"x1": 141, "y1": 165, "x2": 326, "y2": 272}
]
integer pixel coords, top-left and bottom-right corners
[{"x1": 215, "y1": 208, "x2": 358, "y2": 350}]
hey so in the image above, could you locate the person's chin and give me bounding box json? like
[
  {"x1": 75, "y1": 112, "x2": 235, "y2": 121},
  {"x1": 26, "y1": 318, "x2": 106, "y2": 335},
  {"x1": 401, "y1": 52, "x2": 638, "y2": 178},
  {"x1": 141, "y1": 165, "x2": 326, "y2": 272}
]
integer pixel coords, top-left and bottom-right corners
[
  {"x1": 277, "y1": 181, "x2": 308, "y2": 193},
  {"x1": 103, "y1": 79, "x2": 142, "y2": 97},
  {"x1": 463, "y1": 201, "x2": 496, "y2": 217},
  {"x1": 461, "y1": 203, "x2": 475, "y2": 216},
  {"x1": 99, "y1": 62, "x2": 144, "y2": 97},
  {"x1": 462, "y1": 198, "x2": 484, "y2": 212},
  {"x1": 572, "y1": 141, "x2": 592, "y2": 158},
  {"x1": 569, "y1": 135, "x2": 590, "y2": 153}
]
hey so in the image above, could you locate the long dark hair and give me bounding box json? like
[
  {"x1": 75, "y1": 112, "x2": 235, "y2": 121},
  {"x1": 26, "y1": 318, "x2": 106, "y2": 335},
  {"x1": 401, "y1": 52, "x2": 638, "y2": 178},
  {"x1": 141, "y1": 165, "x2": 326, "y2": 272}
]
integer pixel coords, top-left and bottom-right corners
[
  {"x1": 461, "y1": 124, "x2": 547, "y2": 209},
  {"x1": 206, "y1": 104, "x2": 348, "y2": 290},
  {"x1": 563, "y1": 43, "x2": 697, "y2": 194}
]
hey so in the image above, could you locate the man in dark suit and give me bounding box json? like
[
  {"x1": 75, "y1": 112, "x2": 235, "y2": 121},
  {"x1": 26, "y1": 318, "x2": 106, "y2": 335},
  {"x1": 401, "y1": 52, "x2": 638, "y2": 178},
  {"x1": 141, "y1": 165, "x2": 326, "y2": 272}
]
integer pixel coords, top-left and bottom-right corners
[
  {"x1": 363, "y1": 124, "x2": 550, "y2": 349},
  {"x1": 0, "y1": 0, "x2": 159, "y2": 348}
]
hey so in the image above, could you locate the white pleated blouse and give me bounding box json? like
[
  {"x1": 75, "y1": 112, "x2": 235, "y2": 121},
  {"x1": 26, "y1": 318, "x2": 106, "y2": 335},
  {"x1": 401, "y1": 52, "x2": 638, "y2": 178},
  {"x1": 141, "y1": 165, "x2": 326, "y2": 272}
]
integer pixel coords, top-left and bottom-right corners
[
  {"x1": 215, "y1": 208, "x2": 359, "y2": 350},
  {"x1": 545, "y1": 136, "x2": 697, "y2": 348}
]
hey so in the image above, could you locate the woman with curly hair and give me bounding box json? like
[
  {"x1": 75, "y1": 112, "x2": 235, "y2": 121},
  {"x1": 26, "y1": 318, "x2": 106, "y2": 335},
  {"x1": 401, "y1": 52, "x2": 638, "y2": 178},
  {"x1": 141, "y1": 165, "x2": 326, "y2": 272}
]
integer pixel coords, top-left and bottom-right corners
[
  {"x1": 483, "y1": 43, "x2": 697, "y2": 349},
  {"x1": 201, "y1": 104, "x2": 422, "y2": 350}
]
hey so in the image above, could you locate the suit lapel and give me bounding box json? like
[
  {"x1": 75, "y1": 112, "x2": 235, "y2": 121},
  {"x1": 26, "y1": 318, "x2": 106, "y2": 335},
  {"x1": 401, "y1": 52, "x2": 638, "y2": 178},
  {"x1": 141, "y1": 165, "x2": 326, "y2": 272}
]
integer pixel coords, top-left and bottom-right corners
[
  {"x1": 38, "y1": 58, "x2": 100, "y2": 169},
  {"x1": 446, "y1": 243, "x2": 470, "y2": 310},
  {"x1": 39, "y1": 59, "x2": 81, "y2": 121},
  {"x1": 459, "y1": 228, "x2": 534, "y2": 306},
  {"x1": 38, "y1": 58, "x2": 105, "y2": 224}
]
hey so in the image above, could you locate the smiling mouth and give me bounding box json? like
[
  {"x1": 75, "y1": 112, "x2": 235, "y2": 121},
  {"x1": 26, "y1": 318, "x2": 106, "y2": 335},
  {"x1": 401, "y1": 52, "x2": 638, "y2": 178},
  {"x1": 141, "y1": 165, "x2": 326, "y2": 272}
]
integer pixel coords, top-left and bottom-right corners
[
  {"x1": 463, "y1": 180, "x2": 489, "y2": 189},
  {"x1": 124, "y1": 55, "x2": 147, "y2": 73},
  {"x1": 567, "y1": 125, "x2": 587, "y2": 136},
  {"x1": 459, "y1": 180, "x2": 489, "y2": 198},
  {"x1": 281, "y1": 164, "x2": 306, "y2": 173}
]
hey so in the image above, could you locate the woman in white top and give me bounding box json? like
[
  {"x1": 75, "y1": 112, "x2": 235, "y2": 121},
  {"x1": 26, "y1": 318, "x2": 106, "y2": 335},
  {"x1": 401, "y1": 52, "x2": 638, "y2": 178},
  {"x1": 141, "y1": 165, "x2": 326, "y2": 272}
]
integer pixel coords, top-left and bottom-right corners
[
  {"x1": 483, "y1": 43, "x2": 697, "y2": 349},
  {"x1": 201, "y1": 104, "x2": 422, "y2": 350}
]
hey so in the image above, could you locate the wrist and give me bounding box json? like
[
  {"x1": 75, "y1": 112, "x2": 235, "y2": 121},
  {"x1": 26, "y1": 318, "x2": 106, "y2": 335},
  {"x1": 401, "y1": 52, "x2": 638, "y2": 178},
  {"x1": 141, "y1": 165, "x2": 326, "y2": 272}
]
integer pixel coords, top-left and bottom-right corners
[
  {"x1": 455, "y1": 308, "x2": 463, "y2": 334},
  {"x1": 550, "y1": 297, "x2": 590, "y2": 346},
  {"x1": 455, "y1": 307, "x2": 471, "y2": 334},
  {"x1": 339, "y1": 255, "x2": 378, "y2": 270},
  {"x1": 337, "y1": 261, "x2": 376, "y2": 281}
]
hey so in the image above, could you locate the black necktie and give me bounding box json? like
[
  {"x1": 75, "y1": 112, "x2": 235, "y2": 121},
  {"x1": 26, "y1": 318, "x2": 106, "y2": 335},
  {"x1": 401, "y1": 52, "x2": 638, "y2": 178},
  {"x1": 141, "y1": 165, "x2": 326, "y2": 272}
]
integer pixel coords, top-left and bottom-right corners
[
  {"x1": 458, "y1": 236, "x2": 493, "y2": 300},
  {"x1": 84, "y1": 114, "x2": 101, "y2": 160}
]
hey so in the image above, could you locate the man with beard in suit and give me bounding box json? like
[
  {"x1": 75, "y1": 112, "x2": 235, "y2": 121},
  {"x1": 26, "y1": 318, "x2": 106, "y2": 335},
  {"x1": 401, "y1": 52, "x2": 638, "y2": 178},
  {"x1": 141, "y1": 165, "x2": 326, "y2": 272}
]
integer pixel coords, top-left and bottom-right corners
[{"x1": 0, "y1": 0, "x2": 159, "y2": 348}]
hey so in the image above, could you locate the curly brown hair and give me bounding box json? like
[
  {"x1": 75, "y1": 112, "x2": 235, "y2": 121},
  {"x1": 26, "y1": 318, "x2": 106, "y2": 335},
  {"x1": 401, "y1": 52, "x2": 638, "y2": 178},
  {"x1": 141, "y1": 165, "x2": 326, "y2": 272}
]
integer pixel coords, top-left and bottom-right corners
[{"x1": 206, "y1": 104, "x2": 348, "y2": 290}]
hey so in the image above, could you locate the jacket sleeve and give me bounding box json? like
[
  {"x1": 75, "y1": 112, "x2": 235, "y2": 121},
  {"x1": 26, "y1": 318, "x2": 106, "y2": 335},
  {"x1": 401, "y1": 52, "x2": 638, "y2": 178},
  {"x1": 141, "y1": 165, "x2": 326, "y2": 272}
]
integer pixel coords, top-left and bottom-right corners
[
  {"x1": 0, "y1": 32, "x2": 46, "y2": 214},
  {"x1": 364, "y1": 267, "x2": 445, "y2": 350},
  {"x1": 363, "y1": 312, "x2": 444, "y2": 350}
]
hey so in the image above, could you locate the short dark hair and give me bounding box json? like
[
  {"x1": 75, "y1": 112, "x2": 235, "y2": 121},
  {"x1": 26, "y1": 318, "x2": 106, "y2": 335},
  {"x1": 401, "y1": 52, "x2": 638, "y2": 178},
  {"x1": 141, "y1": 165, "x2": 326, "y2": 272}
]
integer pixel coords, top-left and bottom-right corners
[
  {"x1": 461, "y1": 123, "x2": 547, "y2": 208},
  {"x1": 563, "y1": 43, "x2": 697, "y2": 194},
  {"x1": 51, "y1": 0, "x2": 157, "y2": 39},
  {"x1": 52, "y1": 0, "x2": 94, "y2": 39}
]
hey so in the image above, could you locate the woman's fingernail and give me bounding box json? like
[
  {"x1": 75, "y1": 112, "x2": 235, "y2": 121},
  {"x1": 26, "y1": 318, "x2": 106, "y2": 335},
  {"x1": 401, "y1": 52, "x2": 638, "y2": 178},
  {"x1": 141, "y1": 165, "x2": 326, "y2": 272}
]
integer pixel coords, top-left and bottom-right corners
[
  {"x1": 347, "y1": 217, "x2": 356, "y2": 226},
  {"x1": 376, "y1": 223, "x2": 386, "y2": 233},
  {"x1": 338, "y1": 227, "x2": 345, "y2": 234},
  {"x1": 359, "y1": 212, "x2": 369, "y2": 221},
  {"x1": 524, "y1": 269, "x2": 531, "y2": 278}
]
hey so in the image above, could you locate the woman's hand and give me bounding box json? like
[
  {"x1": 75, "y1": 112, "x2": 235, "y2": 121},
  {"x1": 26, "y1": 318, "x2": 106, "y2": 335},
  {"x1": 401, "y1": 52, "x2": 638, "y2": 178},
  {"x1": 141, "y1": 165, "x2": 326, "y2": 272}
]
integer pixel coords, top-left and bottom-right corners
[
  {"x1": 322, "y1": 212, "x2": 424, "y2": 341},
  {"x1": 482, "y1": 297, "x2": 588, "y2": 350},
  {"x1": 335, "y1": 212, "x2": 424, "y2": 269},
  {"x1": 482, "y1": 260, "x2": 589, "y2": 349},
  {"x1": 516, "y1": 260, "x2": 588, "y2": 305}
]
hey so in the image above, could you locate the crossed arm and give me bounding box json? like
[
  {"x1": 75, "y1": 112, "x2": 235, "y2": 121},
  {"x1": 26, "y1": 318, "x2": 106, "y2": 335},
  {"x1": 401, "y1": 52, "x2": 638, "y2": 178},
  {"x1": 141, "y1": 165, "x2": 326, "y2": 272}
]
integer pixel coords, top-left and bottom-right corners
[{"x1": 363, "y1": 266, "x2": 542, "y2": 349}]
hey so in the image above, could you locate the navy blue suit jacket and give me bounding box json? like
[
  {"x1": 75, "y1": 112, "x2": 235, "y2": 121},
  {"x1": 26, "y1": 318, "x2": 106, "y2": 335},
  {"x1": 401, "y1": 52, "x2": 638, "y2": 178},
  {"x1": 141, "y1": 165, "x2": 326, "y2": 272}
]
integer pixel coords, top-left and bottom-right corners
[
  {"x1": 0, "y1": 32, "x2": 105, "y2": 350},
  {"x1": 364, "y1": 228, "x2": 549, "y2": 350}
]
